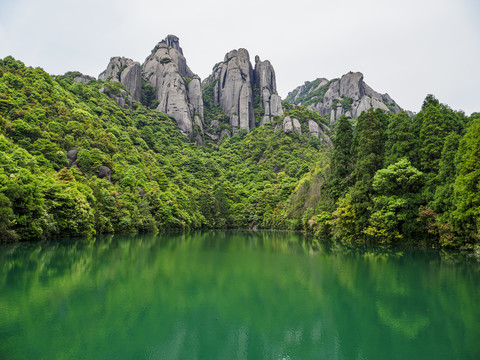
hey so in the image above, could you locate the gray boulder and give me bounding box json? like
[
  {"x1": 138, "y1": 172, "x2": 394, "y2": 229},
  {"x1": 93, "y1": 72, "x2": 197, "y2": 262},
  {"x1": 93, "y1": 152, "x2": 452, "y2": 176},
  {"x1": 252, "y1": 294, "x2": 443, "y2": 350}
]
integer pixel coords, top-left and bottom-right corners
[
  {"x1": 98, "y1": 166, "x2": 111, "y2": 182},
  {"x1": 67, "y1": 149, "x2": 78, "y2": 167},
  {"x1": 269, "y1": 94, "x2": 284, "y2": 116},
  {"x1": 308, "y1": 120, "x2": 321, "y2": 138},
  {"x1": 73, "y1": 75, "x2": 95, "y2": 85},
  {"x1": 283, "y1": 116, "x2": 293, "y2": 134},
  {"x1": 283, "y1": 116, "x2": 302, "y2": 135},
  {"x1": 308, "y1": 120, "x2": 333, "y2": 145},
  {"x1": 292, "y1": 118, "x2": 302, "y2": 134},
  {"x1": 260, "y1": 116, "x2": 271, "y2": 126}
]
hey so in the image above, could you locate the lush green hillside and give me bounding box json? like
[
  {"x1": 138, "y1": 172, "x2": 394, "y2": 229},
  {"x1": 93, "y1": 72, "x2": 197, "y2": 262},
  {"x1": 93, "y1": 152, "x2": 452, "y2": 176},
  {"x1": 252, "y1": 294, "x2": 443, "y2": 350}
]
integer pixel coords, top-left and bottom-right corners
[
  {"x1": 0, "y1": 57, "x2": 326, "y2": 241},
  {"x1": 292, "y1": 101, "x2": 480, "y2": 250},
  {"x1": 1, "y1": 56, "x2": 479, "y2": 250}
]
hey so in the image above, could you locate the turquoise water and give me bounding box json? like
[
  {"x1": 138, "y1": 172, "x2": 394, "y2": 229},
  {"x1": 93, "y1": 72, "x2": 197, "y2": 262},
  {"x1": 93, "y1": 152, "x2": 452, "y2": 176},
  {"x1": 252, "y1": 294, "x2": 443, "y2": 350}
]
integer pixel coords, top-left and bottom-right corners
[{"x1": 0, "y1": 231, "x2": 479, "y2": 359}]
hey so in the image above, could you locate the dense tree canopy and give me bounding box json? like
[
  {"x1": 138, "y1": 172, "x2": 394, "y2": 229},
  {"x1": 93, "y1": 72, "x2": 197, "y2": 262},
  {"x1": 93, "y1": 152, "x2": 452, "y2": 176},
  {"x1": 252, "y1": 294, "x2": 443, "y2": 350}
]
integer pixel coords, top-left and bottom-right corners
[{"x1": 0, "y1": 56, "x2": 478, "y2": 249}]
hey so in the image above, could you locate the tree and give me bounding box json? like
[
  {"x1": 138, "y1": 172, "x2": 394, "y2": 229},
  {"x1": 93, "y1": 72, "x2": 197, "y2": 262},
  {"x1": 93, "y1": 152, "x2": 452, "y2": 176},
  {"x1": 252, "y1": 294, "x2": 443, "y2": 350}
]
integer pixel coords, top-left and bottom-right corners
[
  {"x1": 384, "y1": 111, "x2": 415, "y2": 166},
  {"x1": 365, "y1": 158, "x2": 423, "y2": 242},
  {"x1": 329, "y1": 115, "x2": 354, "y2": 199},
  {"x1": 353, "y1": 109, "x2": 386, "y2": 183},
  {"x1": 430, "y1": 132, "x2": 460, "y2": 216},
  {"x1": 350, "y1": 109, "x2": 386, "y2": 233},
  {"x1": 451, "y1": 117, "x2": 480, "y2": 243},
  {"x1": 419, "y1": 105, "x2": 448, "y2": 174}
]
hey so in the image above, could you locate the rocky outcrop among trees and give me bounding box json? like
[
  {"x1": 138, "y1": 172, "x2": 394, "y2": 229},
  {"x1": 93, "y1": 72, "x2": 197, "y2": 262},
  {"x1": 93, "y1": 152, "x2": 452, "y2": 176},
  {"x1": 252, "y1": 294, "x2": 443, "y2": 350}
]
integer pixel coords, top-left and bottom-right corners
[
  {"x1": 96, "y1": 36, "x2": 402, "y2": 145},
  {"x1": 98, "y1": 35, "x2": 204, "y2": 140},
  {"x1": 99, "y1": 57, "x2": 142, "y2": 102},
  {"x1": 286, "y1": 72, "x2": 402, "y2": 124}
]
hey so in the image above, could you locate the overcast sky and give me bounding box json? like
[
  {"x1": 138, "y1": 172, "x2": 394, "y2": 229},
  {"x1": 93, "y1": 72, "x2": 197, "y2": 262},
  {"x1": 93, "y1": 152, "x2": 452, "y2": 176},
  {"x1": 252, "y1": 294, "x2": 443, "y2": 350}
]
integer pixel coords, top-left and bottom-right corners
[{"x1": 1, "y1": 0, "x2": 479, "y2": 114}]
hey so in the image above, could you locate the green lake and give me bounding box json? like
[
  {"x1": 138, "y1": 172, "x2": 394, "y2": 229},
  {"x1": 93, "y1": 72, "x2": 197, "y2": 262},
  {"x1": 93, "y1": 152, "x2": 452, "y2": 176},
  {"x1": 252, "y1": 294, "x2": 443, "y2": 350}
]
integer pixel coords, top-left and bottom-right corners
[{"x1": 0, "y1": 231, "x2": 479, "y2": 359}]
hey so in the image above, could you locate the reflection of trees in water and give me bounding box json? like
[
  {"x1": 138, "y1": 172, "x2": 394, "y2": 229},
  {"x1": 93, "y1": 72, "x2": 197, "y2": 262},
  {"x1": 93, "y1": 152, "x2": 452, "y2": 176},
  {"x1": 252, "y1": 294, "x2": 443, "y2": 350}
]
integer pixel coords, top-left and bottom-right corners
[{"x1": 0, "y1": 233, "x2": 478, "y2": 359}]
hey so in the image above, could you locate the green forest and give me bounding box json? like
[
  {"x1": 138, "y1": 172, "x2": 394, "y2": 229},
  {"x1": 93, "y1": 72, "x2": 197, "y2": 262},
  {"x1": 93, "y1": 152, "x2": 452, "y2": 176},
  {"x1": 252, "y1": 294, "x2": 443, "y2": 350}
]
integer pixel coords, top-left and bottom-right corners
[{"x1": 1, "y1": 56, "x2": 479, "y2": 250}]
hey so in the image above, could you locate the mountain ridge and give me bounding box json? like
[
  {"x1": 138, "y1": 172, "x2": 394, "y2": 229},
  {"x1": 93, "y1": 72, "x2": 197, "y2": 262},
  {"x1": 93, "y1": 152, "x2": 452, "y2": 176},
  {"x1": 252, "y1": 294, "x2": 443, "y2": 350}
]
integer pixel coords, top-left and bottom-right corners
[
  {"x1": 285, "y1": 72, "x2": 405, "y2": 124},
  {"x1": 93, "y1": 35, "x2": 405, "y2": 139}
]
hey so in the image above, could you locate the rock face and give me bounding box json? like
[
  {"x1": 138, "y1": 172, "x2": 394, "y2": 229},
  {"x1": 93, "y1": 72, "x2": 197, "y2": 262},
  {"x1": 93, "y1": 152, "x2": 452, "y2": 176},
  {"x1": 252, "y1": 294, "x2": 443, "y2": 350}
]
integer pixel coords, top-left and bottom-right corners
[
  {"x1": 73, "y1": 75, "x2": 95, "y2": 85},
  {"x1": 142, "y1": 35, "x2": 203, "y2": 139},
  {"x1": 254, "y1": 56, "x2": 283, "y2": 123},
  {"x1": 286, "y1": 72, "x2": 402, "y2": 124},
  {"x1": 283, "y1": 116, "x2": 302, "y2": 135},
  {"x1": 99, "y1": 57, "x2": 142, "y2": 102},
  {"x1": 203, "y1": 49, "x2": 254, "y2": 132},
  {"x1": 98, "y1": 35, "x2": 204, "y2": 141},
  {"x1": 203, "y1": 50, "x2": 283, "y2": 133},
  {"x1": 281, "y1": 116, "x2": 332, "y2": 145}
]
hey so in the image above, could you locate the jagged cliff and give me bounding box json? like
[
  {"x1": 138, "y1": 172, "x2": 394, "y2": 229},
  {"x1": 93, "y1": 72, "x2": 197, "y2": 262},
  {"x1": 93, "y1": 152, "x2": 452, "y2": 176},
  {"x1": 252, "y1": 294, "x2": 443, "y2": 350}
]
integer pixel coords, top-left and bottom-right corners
[
  {"x1": 98, "y1": 35, "x2": 204, "y2": 141},
  {"x1": 98, "y1": 57, "x2": 142, "y2": 102},
  {"x1": 286, "y1": 72, "x2": 402, "y2": 123},
  {"x1": 142, "y1": 35, "x2": 204, "y2": 141},
  {"x1": 254, "y1": 55, "x2": 284, "y2": 125},
  {"x1": 202, "y1": 49, "x2": 283, "y2": 134},
  {"x1": 96, "y1": 37, "x2": 402, "y2": 143}
]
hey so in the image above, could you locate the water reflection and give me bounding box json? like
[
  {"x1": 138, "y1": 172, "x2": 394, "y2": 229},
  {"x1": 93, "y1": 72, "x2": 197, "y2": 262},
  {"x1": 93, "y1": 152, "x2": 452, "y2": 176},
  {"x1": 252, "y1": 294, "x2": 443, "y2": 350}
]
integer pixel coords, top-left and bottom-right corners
[{"x1": 0, "y1": 231, "x2": 479, "y2": 360}]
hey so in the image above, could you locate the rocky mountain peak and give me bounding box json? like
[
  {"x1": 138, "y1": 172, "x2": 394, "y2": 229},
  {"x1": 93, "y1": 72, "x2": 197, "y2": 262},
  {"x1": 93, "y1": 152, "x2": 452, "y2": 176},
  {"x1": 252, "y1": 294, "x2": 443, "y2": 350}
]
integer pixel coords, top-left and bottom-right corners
[
  {"x1": 339, "y1": 72, "x2": 364, "y2": 99},
  {"x1": 165, "y1": 34, "x2": 183, "y2": 54},
  {"x1": 203, "y1": 49, "x2": 283, "y2": 133},
  {"x1": 98, "y1": 56, "x2": 142, "y2": 102},
  {"x1": 98, "y1": 35, "x2": 204, "y2": 141},
  {"x1": 286, "y1": 71, "x2": 402, "y2": 124},
  {"x1": 254, "y1": 56, "x2": 283, "y2": 125},
  {"x1": 142, "y1": 35, "x2": 203, "y2": 139}
]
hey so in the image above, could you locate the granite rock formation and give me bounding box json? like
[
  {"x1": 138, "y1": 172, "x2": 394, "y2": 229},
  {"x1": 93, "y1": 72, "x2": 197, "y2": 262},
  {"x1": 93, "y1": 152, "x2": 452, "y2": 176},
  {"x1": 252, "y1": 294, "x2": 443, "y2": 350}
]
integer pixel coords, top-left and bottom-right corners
[
  {"x1": 203, "y1": 49, "x2": 283, "y2": 133},
  {"x1": 254, "y1": 55, "x2": 283, "y2": 125},
  {"x1": 203, "y1": 49, "x2": 254, "y2": 132},
  {"x1": 73, "y1": 75, "x2": 95, "y2": 85},
  {"x1": 99, "y1": 57, "x2": 142, "y2": 102},
  {"x1": 142, "y1": 35, "x2": 204, "y2": 139},
  {"x1": 286, "y1": 72, "x2": 402, "y2": 124},
  {"x1": 283, "y1": 116, "x2": 302, "y2": 135},
  {"x1": 67, "y1": 149, "x2": 78, "y2": 167}
]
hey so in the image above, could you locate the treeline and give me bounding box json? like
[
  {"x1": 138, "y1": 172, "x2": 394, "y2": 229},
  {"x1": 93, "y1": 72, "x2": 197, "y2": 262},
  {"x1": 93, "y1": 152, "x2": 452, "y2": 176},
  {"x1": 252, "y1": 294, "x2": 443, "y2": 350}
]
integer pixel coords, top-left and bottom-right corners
[
  {"x1": 0, "y1": 57, "x2": 324, "y2": 241},
  {"x1": 296, "y1": 98, "x2": 480, "y2": 249}
]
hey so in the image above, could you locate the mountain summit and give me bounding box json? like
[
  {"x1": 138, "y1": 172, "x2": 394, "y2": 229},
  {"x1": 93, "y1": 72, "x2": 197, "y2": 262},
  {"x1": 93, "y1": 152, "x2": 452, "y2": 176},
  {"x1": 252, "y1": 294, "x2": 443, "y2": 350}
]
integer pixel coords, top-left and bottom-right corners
[
  {"x1": 286, "y1": 72, "x2": 402, "y2": 124},
  {"x1": 99, "y1": 35, "x2": 204, "y2": 141},
  {"x1": 97, "y1": 35, "x2": 404, "y2": 141},
  {"x1": 202, "y1": 49, "x2": 283, "y2": 134}
]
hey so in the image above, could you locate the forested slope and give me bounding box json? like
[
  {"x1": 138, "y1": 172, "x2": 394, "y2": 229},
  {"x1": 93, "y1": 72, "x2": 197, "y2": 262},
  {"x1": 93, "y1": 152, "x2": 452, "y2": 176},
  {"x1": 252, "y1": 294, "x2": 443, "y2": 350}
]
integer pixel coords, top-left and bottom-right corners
[
  {"x1": 1, "y1": 56, "x2": 479, "y2": 250},
  {"x1": 289, "y1": 99, "x2": 480, "y2": 249},
  {"x1": 0, "y1": 57, "x2": 326, "y2": 241}
]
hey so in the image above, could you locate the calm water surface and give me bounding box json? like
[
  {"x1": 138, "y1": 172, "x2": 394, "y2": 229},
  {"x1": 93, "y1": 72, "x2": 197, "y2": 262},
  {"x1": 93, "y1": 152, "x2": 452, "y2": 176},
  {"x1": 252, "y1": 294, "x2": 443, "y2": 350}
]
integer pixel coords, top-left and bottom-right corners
[{"x1": 0, "y1": 231, "x2": 479, "y2": 359}]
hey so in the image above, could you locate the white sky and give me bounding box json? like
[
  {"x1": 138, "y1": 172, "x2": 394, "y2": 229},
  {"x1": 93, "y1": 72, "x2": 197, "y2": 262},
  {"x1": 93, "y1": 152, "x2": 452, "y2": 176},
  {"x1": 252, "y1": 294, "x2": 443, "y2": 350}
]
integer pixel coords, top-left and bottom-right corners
[{"x1": 1, "y1": 0, "x2": 479, "y2": 114}]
